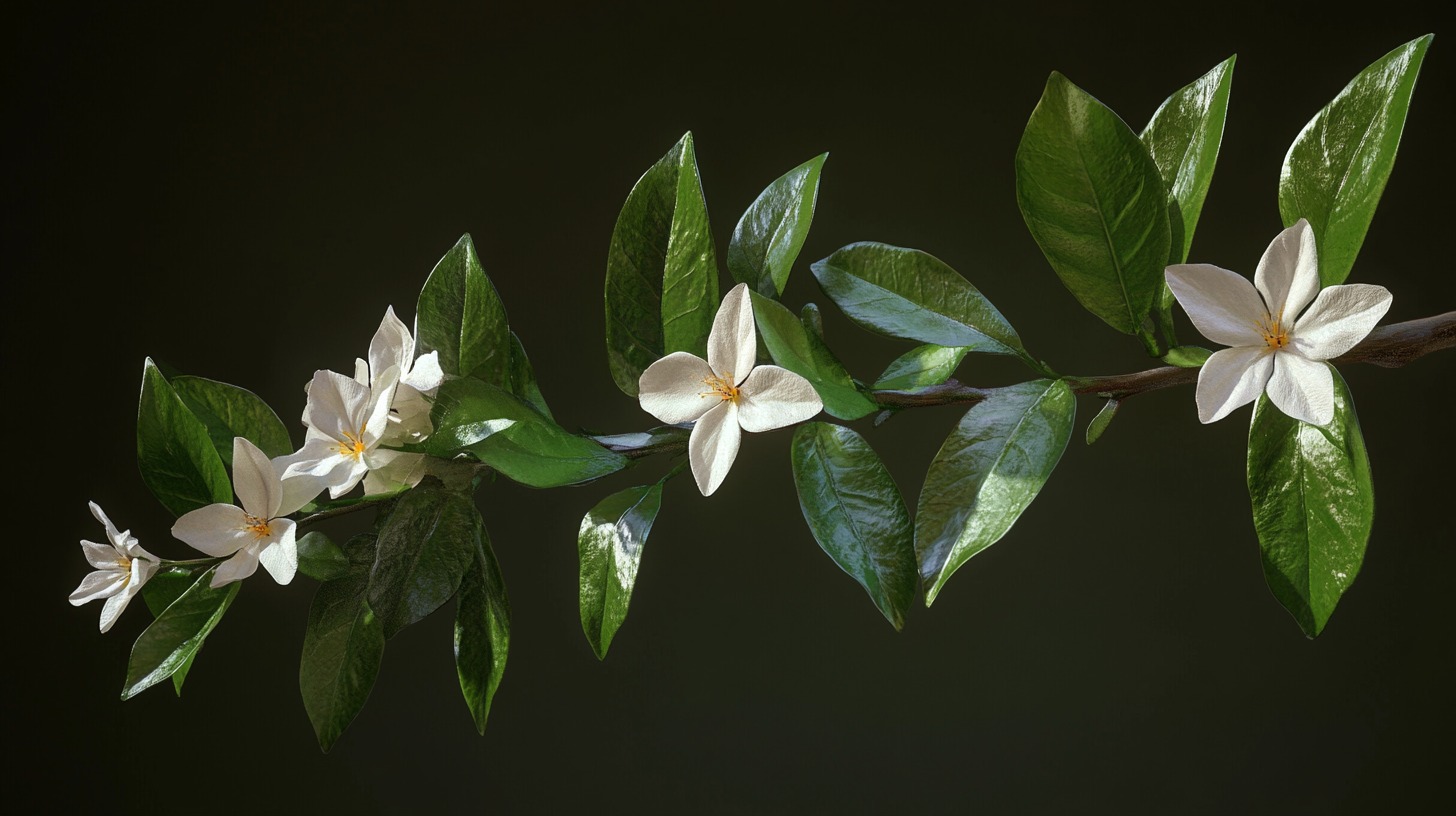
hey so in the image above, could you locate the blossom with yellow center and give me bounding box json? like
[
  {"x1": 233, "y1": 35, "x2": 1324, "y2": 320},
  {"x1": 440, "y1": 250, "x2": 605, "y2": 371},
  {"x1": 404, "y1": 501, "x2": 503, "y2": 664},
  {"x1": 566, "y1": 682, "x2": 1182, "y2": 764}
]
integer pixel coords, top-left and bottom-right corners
[
  {"x1": 1165, "y1": 219, "x2": 1392, "y2": 426},
  {"x1": 275, "y1": 366, "x2": 400, "y2": 499},
  {"x1": 69, "y1": 502, "x2": 159, "y2": 632}
]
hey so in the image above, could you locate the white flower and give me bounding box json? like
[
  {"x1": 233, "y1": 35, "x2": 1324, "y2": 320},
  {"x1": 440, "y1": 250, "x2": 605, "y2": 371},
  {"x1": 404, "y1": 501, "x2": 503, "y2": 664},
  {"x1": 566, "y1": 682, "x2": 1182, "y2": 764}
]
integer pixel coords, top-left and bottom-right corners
[
  {"x1": 70, "y1": 502, "x2": 159, "y2": 632},
  {"x1": 173, "y1": 437, "x2": 317, "y2": 588},
  {"x1": 352, "y1": 306, "x2": 444, "y2": 446},
  {"x1": 638, "y1": 283, "x2": 823, "y2": 496},
  {"x1": 1166, "y1": 219, "x2": 1392, "y2": 426},
  {"x1": 276, "y1": 367, "x2": 400, "y2": 498}
]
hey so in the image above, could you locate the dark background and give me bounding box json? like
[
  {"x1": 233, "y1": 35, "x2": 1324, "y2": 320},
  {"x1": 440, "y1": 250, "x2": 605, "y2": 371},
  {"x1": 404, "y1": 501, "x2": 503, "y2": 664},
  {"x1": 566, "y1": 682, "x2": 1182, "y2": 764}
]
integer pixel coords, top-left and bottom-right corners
[{"x1": 10, "y1": 2, "x2": 1454, "y2": 813}]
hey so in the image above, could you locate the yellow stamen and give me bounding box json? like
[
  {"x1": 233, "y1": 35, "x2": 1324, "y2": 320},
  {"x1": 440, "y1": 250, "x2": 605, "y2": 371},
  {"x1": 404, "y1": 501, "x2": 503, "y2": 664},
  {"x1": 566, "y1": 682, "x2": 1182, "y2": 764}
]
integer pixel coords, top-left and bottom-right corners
[
  {"x1": 699, "y1": 372, "x2": 741, "y2": 403},
  {"x1": 336, "y1": 428, "x2": 368, "y2": 460},
  {"x1": 1258, "y1": 309, "x2": 1290, "y2": 350},
  {"x1": 244, "y1": 513, "x2": 273, "y2": 539}
]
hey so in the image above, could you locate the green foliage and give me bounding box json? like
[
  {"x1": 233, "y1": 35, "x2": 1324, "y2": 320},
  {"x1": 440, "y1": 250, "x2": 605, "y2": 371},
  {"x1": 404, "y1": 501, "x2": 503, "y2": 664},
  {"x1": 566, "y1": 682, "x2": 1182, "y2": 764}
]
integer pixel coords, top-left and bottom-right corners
[
  {"x1": 137, "y1": 359, "x2": 233, "y2": 518},
  {"x1": 1280, "y1": 35, "x2": 1432, "y2": 286},
  {"x1": 417, "y1": 233, "x2": 512, "y2": 384},
  {"x1": 123, "y1": 567, "x2": 239, "y2": 699},
  {"x1": 1084, "y1": 398, "x2": 1119, "y2": 445},
  {"x1": 506, "y1": 331, "x2": 553, "y2": 420},
  {"x1": 297, "y1": 531, "x2": 350, "y2": 582},
  {"x1": 300, "y1": 535, "x2": 385, "y2": 752},
  {"x1": 916, "y1": 380, "x2": 1075, "y2": 604},
  {"x1": 728, "y1": 154, "x2": 827, "y2": 297},
  {"x1": 1162, "y1": 346, "x2": 1212, "y2": 368},
  {"x1": 367, "y1": 479, "x2": 481, "y2": 637},
  {"x1": 139, "y1": 566, "x2": 208, "y2": 694},
  {"x1": 791, "y1": 423, "x2": 917, "y2": 630},
  {"x1": 578, "y1": 482, "x2": 665, "y2": 659},
  {"x1": 605, "y1": 132, "x2": 719, "y2": 396},
  {"x1": 454, "y1": 520, "x2": 510, "y2": 734},
  {"x1": 748, "y1": 291, "x2": 877, "y2": 420},
  {"x1": 873, "y1": 345, "x2": 969, "y2": 391},
  {"x1": 1015, "y1": 72, "x2": 1170, "y2": 351},
  {"x1": 172, "y1": 375, "x2": 292, "y2": 464},
  {"x1": 1247, "y1": 371, "x2": 1374, "y2": 637}
]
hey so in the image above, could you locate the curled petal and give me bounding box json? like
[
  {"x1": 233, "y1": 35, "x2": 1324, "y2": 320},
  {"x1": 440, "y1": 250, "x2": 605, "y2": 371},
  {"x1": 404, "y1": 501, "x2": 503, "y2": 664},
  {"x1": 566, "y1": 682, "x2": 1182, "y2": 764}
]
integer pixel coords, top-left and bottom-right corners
[
  {"x1": 211, "y1": 547, "x2": 261, "y2": 588},
  {"x1": 368, "y1": 306, "x2": 413, "y2": 387},
  {"x1": 1267, "y1": 353, "x2": 1335, "y2": 426},
  {"x1": 1165, "y1": 265, "x2": 1267, "y2": 348},
  {"x1": 707, "y1": 283, "x2": 757, "y2": 385},
  {"x1": 256, "y1": 521, "x2": 298, "y2": 585},
  {"x1": 1254, "y1": 219, "x2": 1320, "y2": 321},
  {"x1": 172, "y1": 504, "x2": 252, "y2": 557},
  {"x1": 1195, "y1": 346, "x2": 1274, "y2": 423},
  {"x1": 1291, "y1": 283, "x2": 1393, "y2": 361},
  {"x1": 638, "y1": 352, "x2": 717, "y2": 424},
  {"x1": 70, "y1": 569, "x2": 127, "y2": 606},
  {"x1": 362, "y1": 365, "x2": 401, "y2": 446},
  {"x1": 232, "y1": 437, "x2": 282, "y2": 519},
  {"x1": 404, "y1": 351, "x2": 444, "y2": 393},
  {"x1": 736, "y1": 366, "x2": 824, "y2": 433},
  {"x1": 688, "y1": 401, "x2": 742, "y2": 497},
  {"x1": 88, "y1": 502, "x2": 124, "y2": 547}
]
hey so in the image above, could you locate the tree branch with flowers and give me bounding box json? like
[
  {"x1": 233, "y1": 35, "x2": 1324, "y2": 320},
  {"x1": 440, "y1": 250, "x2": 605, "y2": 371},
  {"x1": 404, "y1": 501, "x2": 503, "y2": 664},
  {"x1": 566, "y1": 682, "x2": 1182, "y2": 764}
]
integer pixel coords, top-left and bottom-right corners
[{"x1": 70, "y1": 34, "x2": 1449, "y2": 751}]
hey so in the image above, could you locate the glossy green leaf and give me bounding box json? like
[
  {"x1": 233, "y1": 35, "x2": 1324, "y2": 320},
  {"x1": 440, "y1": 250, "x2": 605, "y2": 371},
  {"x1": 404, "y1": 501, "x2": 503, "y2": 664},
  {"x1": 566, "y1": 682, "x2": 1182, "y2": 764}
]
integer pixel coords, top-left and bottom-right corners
[
  {"x1": 137, "y1": 359, "x2": 232, "y2": 518},
  {"x1": 791, "y1": 423, "x2": 917, "y2": 630},
  {"x1": 122, "y1": 567, "x2": 239, "y2": 699},
  {"x1": 1162, "y1": 345, "x2": 1212, "y2": 368},
  {"x1": 728, "y1": 153, "x2": 826, "y2": 296},
  {"x1": 416, "y1": 233, "x2": 512, "y2": 384},
  {"x1": 1142, "y1": 56, "x2": 1235, "y2": 266},
  {"x1": 810, "y1": 243, "x2": 1035, "y2": 366},
  {"x1": 300, "y1": 535, "x2": 384, "y2": 752},
  {"x1": 298, "y1": 531, "x2": 350, "y2": 582},
  {"x1": 1085, "y1": 398, "x2": 1119, "y2": 445},
  {"x1": 171, "y1": 375, "x2": 293, "y2": 465},
  {"x1": 139, "y1": 566, "x2": 205, "y2": 694},
  {"x1": 605, "y1": 132, "x2": 719, "y2": 396},
  {"x1": 578, "y1": 482, "x2": 664, "y2": 659},
  {"x1": 873, "y1": 344, "x2": 970, "y2": 391},
  {"x1": 916, "y1": 379, "x2": 1075, "y2": 604},
  {"x1": 1015, "y1": 73, "x2": 1170, "y2": 346},
  {"x1": 367, "y1": 479, "x2": 481, "y2": 637},
  {"x1": 749, "y1": 291, "x2": 877, "y2": 420},
  {"x1": 454, "y1": 519, "x2": 510, "y2": 734},
  {"x1": 506, "y1": 331, "x2": 553, "y2": 420},
  {"x1": 1280, "y1": 35, "x2": 1432, "y2": 286},
  {"x1": 1247, "y1": 370, "x2": 1373, "y2": 637},
  {"x1": 800, "y1": 303, "x2": 825, "y2": 339}
]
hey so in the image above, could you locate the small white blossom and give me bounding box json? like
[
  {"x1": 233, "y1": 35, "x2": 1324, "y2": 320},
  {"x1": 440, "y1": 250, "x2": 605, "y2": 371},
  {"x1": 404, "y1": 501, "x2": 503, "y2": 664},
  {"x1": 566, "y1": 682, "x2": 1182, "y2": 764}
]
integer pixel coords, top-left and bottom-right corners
[
  {"x1": 276, "y1": 367, "x2": 400, "y2": 498},
  {"x1": 637, "y1": 283, "x2": 822, "y2": 496},
  {"x1": 1166, "y1": 219, "x2": 1392, "y2": 426},
  {"x1": 353, "y1": 306, "x2": 445, "y2": 446},
  {"x1": 70, "y1": 502, "x2": 159, "y2": 633}
]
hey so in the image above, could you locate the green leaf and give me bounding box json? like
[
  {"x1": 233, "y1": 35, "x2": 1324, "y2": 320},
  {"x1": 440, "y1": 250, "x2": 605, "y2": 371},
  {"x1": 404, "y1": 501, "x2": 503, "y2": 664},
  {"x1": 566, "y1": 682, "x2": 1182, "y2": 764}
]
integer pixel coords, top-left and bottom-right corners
[
  {"x1": 800, "y1": 303, "x2": 825, "y2": 339},
  {"x1": 367, "y1": 479, "x2": 481, "y2": 637},
  {"x1": 749, "y1": 291, "x2": 877, "y2": 420},
  {"x1": 578, "y1": 482, "x2": 665, "y2": 659},
  {"x1": 1280, "y1": 35, "x2": 1432, "y2": 287},
  {"x1": 810, "y1": 243, "x2": 1039, "y2": 370},
  {"x1": 728, "y1": 153, "x2": 827, "y2": 296},
  {"x1": 139, "y1": 566, "x2": 206, "y2": 695},
  {"x1": 1084, "y1": 398, "x2": 1119, "y2": 445},
  {"x1": 1247, "y1": 370, "x2": 1373, "y2": 637},
  {"x1": 136, "y1": 359, "x2": 232, "y2": 518},
  {"x1": 171, "y1": 375, "x2": 293, "y2": 465},
  {"x1": 122, "y1": 567, "x2": 239, "y2": 699},
  {"x1": 454, "y1": 519, "x2": 510, "y2": 734},
  {"x1": 1015, "y1": 72, "x2": 1171, "y2": 347},
  {"x1": 416, "y1": 233, "x2": 512, "y2": 384},
  {"x1": 298, "y1": 531, "x2": 350, "y2": 582},
  {"x1": 505, "y1": 331, "x2": 553, "y2": 420},
  {"x1": 791, "y1": 423, "x2": 917, "y2": 630},
  {"x1": 916, "y1": 379, "x2": 1075, "y2": 604},
  {"x1": 300, "y1": 535, "x2": 385, "y2": 752},
  {"x1": 1162, "y1": 345, "x2": 1212, "y2": 368},
  {"x1": 605, "y1": 132, "x2": 719, "y2": 396},
  {"x1": 873, "y1": 344, "x2": 970, "y2": 391}
]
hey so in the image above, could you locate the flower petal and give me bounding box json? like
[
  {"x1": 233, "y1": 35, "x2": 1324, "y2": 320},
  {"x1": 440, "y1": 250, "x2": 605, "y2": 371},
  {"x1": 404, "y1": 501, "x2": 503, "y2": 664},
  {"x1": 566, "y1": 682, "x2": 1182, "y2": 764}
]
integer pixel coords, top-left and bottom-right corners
[
  {"x1": 1165, "y1": 264, "x2": 1267, "y2": 347},
  {"x1": 1195, "y1": 346, "x2": 1274, "y2": 423},
  {"x1": 88, "y1": 501, "x2": 124, "y2": 547},
  {"x1": 70, "y1": 569, "x2": 126, "y2": 606},
  {"x1": 403, "y1": 350, "x2": 444, "y2": 393},
  {"x1": 302, "y1": 370, "x2": 372, "y2": 441},
  {"x1": 1267, "y1": 353, "x2": 1335, "y2": 426},
  {"x1": 231, "y1": 437, "x2": 282, "y2": 519},
  {"x1": 172, "y1": 504, "x2": 251, "y2": 557},
  {"x1": 707, "y1": 283, "x2": 757, "y2": 385},
  {"x1": 362, "y1": 365, "x2": 401, "y2": 446},
  {"x1": 638, "y1": 352, "x2": 716, "y2": 424},
  {"x1": 80, "y1": 539, "x2": 125, "y2": 570},
  {"x1": 368, "y1": 306, "x2": 413, "y2": 388},
  {"x1": 256, "y1": 521, "x2": 298, "y2": 585},
  {"x1": 98, "y1": 591, "x2": 133, "y2": 633},
  {"x1": 211, "y1": 547, "x2": 261, "y2": 588},
  {"x1": 275, "y1": 467, "x2": 325, "y2": 518},
  {"x1": 736, "y1": 366, "x2": 824, "y2": 433},
  {"x1": 688, "y1": 401, "x2": 742, "y2": 497},
  {"x1": 1291, "y1": 283, "x2": 1393, "y2": 360},
  {"x1": 1254, "y1": 219, "x2": 1320, "y2": 321}
]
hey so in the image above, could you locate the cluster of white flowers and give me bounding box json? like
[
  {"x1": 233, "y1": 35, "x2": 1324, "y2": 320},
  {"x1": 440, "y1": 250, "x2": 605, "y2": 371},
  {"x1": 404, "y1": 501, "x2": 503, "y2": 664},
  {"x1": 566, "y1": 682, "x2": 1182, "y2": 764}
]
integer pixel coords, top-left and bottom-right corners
[{"x1": 72, "y1": 308, "x2": 444, "y2": 630}]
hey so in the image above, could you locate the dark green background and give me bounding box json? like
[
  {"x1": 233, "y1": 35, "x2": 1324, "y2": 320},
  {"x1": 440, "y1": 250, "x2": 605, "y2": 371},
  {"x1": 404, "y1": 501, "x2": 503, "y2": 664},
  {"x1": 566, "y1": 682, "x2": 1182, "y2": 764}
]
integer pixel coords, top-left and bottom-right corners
[{"x1": 11, "y1": 3, "x2": 1454, "y2": 813}]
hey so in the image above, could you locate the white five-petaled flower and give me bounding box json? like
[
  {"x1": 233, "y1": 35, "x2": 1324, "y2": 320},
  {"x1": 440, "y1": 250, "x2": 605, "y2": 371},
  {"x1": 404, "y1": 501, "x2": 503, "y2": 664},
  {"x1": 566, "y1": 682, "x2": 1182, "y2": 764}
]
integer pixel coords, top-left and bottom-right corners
[
  {"x1": 276, "y1": 366, "x2": 401, "y2": 498},
  {"x1": 638, "y1": 282, "x2": 823, "y2": 496},
  {"x1": 1166, "y1": 219, "x2": 1392, "y2": 426},
  {"x1": 173, "y1": 437, "x2": 317, "y2": 588},
  {"x1": 70, "y1": 502, "x2": 159, "y2": 632}
]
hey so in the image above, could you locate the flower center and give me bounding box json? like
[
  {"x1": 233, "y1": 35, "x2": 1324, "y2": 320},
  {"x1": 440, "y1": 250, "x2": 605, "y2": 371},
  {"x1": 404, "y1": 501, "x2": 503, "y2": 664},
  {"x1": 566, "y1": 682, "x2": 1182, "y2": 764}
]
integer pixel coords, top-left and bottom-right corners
[
  {"x1": 244, "y1": 513, "x2": 273, "y2": 539},
  {"x1": 336, "y1": 428, "x2": 368, "y2": 460},
  {"x1": 699, "y1": 372, "x2": 741, "y2": 403},
  {"x1": 1258, "y1": 310, "x2": 1290, "y2": 350}
]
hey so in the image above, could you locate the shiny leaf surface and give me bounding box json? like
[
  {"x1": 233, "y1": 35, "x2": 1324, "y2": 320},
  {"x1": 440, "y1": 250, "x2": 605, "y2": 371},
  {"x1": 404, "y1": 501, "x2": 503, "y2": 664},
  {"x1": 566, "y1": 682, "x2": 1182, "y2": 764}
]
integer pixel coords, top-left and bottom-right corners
[
  {"x1": 578, "y1": 482, "x2": 664, "y2": 659},
  {"x1": 139, "y1": 566, "x2": 205, "y2": 694},
  {"x1": 300, "y1": 535, "x2": 384, "y2": 752},
  {"x1": 728, "y1": 153, "x2": 826, "y2": 296},
  {"x1": 791, "y1": 423, "x2": 917, "y2": 630},
  {"x1": 506, "y1": 331, "x2": 553, "y2": 420},
  {"x1": 172, "y1": 375, "x2": 293, "y2": 465},
  {"x1": 1162, "y1": 345, "x2": 1212, "y2": 368},
  {"x1": 367, "y1": 479, "x2": 480, "y2": 637},
  {"x1": 297, "y1": 531, "x2": 350, "y2": 582},
  {"x1": 122, "y1": 567, "x2": 239, "y2": 699},
  {"x1": 749, "y1": 291, "x2": 876, "y2": 420},
  {"x1": 416, "y1": 233, "x2": 511, "y2": 384},
  {"x1": 1085, "y1": 398, "x2": 1119, "y2": 445},
  {"x1": 1247, "y1": 370, "x2": 1373, "y2": 637},
  {"x1": 455, "y1": 518, "x2": 510, "y2": 734},
  {"x1": 605, "y1": 132, "x2": 718, "y2": 396},
  {"x1": 1142, "y1": 56, "x2": 1235, "y2": 266},
  {"x1": 873, "y1": 344, "x2": 970, "y2": 391},
  {"x1": 1280, "y1": 35, "x2": 1432, "y2": 286},
  {"x1": 136, "y1": 359, "x2": 232, "y2": 518},
  {"x1": 916, "y1": 379, "x2": 1075, "y2": 604},
  {"x1": 1015, "y1": 73, "x2": 1170, "y2": 342}
]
